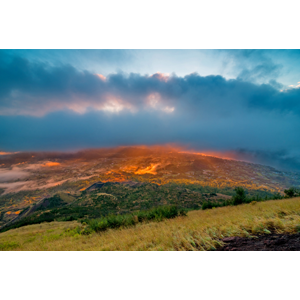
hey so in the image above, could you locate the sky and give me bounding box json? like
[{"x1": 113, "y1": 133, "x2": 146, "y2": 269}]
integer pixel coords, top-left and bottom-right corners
[{"x1": 0, "y1": 49, "x2": 300, "y2": 171}]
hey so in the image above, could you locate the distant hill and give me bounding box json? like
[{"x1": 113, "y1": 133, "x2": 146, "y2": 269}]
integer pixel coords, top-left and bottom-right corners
[
  {"x1": 0, "y1": 181, "x2": 237, "y2": 232},
  {"x1": 0, "y1": 146, "x2": 299, "y2": 230}
]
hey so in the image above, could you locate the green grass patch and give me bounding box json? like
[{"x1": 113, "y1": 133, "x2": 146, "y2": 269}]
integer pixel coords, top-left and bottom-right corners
[{"x1": 0, "y1": 241, "x2": 20, "y2": 250}]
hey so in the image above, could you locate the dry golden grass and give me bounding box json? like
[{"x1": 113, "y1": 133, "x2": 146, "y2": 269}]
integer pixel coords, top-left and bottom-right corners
[{"x1": 1, "y1": 197, "x2": 300, "y2": 251}]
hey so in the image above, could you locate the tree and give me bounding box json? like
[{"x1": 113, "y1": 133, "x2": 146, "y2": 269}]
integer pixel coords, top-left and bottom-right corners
[
  {"x1": 284, "y1": 187, "x2": 299, "y2": 198},
  {"x1": 233, "y1": 187, "x2": 247, "y2": 205}
]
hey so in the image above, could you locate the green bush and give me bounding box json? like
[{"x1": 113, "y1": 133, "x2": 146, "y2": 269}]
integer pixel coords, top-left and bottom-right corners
[
  {"x1": 88, "y1": 219, "x2": 109, "y2": 232},
  {"x1": 84, "y1": 205, "x2": 184, "y2": 234},
  {"x1": 284, "y1": 187, "x2": 299, "y2": 198},
  {"x1": 202, "y1": 202, "x2": 212, "y2": 210},
  {"x1": 179, "y1": 208, "x2": 187, "y2": 216},
  {"x1": 201, "y1": 187, "x2": 288, "y2": 210}
]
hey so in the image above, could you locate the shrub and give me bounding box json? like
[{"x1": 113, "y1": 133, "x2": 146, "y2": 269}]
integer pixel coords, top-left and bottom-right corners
[
  {"x1": 202, "y1": 202, "x2": 210, "y2": 210},
  {"x1": 106, "y1": 215, "x2": 124, "y2": 228},
  {"x1": 273, "y1": 193, "x2": 283, "y2": 200},
  {"x1": 284, "y1": 187, "x2": 299, "y2": 198},
  {"x1": 179, "y1": 208, "x2": 187, "y2": 216},
  {"x1": 122, "y1": 215, "x2": 136, "y2": 227},
  {"x1": 81, "y1": 226, "x2": 94, "y2": 235},
  {"x1": 63, "y1": 215, "x2": 76, "y2": 221},
  {"x1": 88, "y1": 219, "x2": 109, "y2": 232},
  {"x1": 84, "y1": 205, "x2": 184, "y2": 234}
]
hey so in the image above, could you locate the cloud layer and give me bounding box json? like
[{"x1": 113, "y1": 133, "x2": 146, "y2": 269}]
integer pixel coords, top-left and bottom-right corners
[{"x1": 1, "y1": 50, "x2": 300, "y2": 171}]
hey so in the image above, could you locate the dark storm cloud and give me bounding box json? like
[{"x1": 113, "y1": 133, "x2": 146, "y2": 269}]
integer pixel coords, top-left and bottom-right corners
[
  {"x1": 1, "y1": 51, "x2": 300, "y2": 117},
  {"x1": 232, "y1": 149, "x2": 300, "y2": 172},
  {"x1": 1, "y1": 49, "x2": 134, "y2": 73},
  {"x1": 1, "y1": 107, "x2": 300, "y2": 171},
  {"x1": 1, "y1": 50, "x2": 300, "y2": 171},
  {"x1": 0, "y1": 51, "x2": 104, "y2": 98}
]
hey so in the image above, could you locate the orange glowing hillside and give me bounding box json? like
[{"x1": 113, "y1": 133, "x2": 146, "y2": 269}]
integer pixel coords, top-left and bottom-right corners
[
  {"x1": 0, "y1": 145, "x2": 300, "y2": 230},
  {"x1": 42, "y1": 162, "x2": 61, "y2": 167},
  {"x1": 0, "y1": 145, "x2": 299, "y2": 199}
]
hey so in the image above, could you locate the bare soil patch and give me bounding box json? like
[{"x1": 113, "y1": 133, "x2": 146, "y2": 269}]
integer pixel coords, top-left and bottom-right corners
[{"x1": 219, "y1": 233, "x2": 300, "y2": 251}]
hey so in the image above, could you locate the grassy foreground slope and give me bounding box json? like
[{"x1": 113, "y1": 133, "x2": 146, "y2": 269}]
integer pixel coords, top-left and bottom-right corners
[{"x1": 1, "y1": 197, "x2": 300, "y2": 251}]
